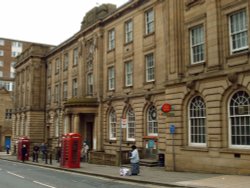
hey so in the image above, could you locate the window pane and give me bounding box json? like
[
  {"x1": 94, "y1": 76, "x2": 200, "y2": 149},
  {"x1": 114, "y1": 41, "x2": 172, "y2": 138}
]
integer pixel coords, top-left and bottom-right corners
[
  {"x1": 189, "y1": 96, "x2": 206, "y2": 145},
  {"x1": 229, "y1": 91, "x2": 250, "y2": 147}
]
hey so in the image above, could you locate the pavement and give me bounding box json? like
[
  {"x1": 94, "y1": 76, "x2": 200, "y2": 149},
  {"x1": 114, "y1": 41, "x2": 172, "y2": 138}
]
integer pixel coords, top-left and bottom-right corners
[{"x1": 0, "y1": 152, "x2": 250, "y2": 188}]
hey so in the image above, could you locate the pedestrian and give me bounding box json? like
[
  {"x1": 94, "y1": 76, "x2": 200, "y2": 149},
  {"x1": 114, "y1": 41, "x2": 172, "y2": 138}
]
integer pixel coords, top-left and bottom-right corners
[
  {"x1": 81, "y1": 142, "x2": 89, "y2": 162},
  {"x1": 129, "y1": 145, "x2": 140, "y2": 175},
  {"x1": 56, "y1": 147, "x2": 61, "y2": 162},
  {"x1": 40, "y1": 143, "x2": 47, "y2": 161},
  {"x1": 6, "y1": 145, "x2": 10, "y2": 154},
  {"x1": 21, "y1": 144, "x2": 28, "y2": 162},
  {"x1": 33, "y1": 144, "x2": 40, "y2": 162}
]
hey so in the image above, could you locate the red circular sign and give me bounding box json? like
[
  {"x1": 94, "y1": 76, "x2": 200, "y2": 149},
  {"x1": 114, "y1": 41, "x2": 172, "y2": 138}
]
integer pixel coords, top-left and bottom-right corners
[{"x1": 161, "y1": 103, "x2": 172, "y2": 113}]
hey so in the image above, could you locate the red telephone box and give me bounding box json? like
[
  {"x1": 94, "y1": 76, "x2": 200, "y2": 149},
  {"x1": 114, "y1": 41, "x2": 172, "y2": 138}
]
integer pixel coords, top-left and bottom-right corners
[
  {"x1": 60, "y1": 133, "x2": 82, "y2": 168},
  {"x1": 17, "y1": 136, "x2": 30, "y2": 161}
]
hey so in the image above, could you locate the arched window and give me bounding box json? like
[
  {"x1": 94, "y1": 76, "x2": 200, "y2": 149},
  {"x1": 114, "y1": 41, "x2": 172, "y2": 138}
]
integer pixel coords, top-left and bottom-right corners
[
  {"x1": 189, "y1": 96, "x2": 206, "y2": 146},
  {"x1": 229, "y1": 91, "x2": 250, "y2": 148},
  {"x1": 147, "y1": 106, "x2": 158, "y2": 136},
  {"x1": 109, "y1": 109, "x2": 117, "y2": 140},
  {"x1": 126, "y1": 108, "x2": 135, "y2": 141}
]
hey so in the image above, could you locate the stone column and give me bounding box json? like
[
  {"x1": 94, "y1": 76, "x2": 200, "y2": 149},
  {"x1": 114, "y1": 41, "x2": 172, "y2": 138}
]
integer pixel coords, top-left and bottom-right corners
[
  {"x1": 93, "y1": 114, "x2": 99, "y2": 150},
  {"x1": 64, "y1": 114, "x2": 71, "y2": 134},
  {"x1": 73, "y1": 114, "x2": 80, "y2": 133},
  {"x1": 16, "y1": 114, "x2": 20, "y2": 136}
]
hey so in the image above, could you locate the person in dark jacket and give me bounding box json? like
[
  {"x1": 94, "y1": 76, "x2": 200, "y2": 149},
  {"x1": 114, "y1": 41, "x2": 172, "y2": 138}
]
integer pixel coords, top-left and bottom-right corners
[
  {"x1": 33, "y1": 145, "x2": 40, "y2": 162},
  {"x1": 21, "y1": 145, "x2": 28, "y2": 162}
]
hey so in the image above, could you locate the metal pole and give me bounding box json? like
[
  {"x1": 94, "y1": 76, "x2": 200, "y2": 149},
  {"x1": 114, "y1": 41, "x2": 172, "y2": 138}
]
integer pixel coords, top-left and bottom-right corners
[
  {"x1": 172, "y1": 134, "x2": 175, "y2": 171},
  {"x1": 119, "y1": 119, "x2": 122, "y2": 167}
]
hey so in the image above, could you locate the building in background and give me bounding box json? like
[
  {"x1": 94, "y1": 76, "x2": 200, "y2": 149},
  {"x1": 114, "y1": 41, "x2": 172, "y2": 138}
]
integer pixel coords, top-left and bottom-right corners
[
  {"x1": 0, "y1": 87, "x2": 13, "y2": 151},
  {"x1": 0, "y1": 38, "x2": 32, "y2": 91},
  {"x1": 13, "y1": 0, "x2": 250, "y2": 175},
  {"x1": 0, "y1": 38, "x2": 33, "y2": 152}
]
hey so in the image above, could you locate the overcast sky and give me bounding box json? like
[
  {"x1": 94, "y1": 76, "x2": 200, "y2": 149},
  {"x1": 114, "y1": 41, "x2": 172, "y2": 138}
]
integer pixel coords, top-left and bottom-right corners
[{"x1": 0, "y1": 0, "x2": 128, "y2": 45}]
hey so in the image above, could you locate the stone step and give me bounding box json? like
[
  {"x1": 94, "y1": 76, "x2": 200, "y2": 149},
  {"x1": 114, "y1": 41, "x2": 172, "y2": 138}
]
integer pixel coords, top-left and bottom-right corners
[{"x1": 140, "y1": 159, "x2": 159, "y2": 167}]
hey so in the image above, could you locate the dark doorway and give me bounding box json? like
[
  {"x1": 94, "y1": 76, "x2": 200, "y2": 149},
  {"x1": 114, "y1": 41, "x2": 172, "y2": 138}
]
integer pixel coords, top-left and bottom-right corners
[{"x1": 86, "y1": 122, "x2": 93, "y2": 150}]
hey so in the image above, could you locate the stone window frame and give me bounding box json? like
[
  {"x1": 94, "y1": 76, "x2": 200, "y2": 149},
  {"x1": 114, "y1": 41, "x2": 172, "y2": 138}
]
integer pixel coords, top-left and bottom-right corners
[
  {"x1": 228, "y1": 9, "x2": 248, "y2": 54},
  {"x1": 228, "y1": 90, "x2": 250, "y2": 149},
  {"x1": 126, "y1": 107, "x2": 136, "y2": 141},
  {"x1": 188, "y1": 96, "x2": 207, "y2": 147},
  {"x1": 109, "y1": 109, "x2": 117, "y2": 140},
  {"x1": 145, "y1": 52, "x2": 155, "y2": 82},
  {"x1": 147, "y1": 105, "x2": 158, "y2": 136},
  {"x1": 108, "y1": 65, "x2": 115, "y2": 91},
  {"x1": 144, "y1": 8, "x2": 155, "y2": 35},
  {"x1": 124, "y1": 60, "x2": 133, "y2": 87},
  {"x1": 190, "y1": 24, "x2": 205, "y2": 65},
  {"x1": 124, "y1": 19, "x2": 133, "y2": 44},
  {"x1": 108, "y1": 28, "x2": 115, "y2": 51}
]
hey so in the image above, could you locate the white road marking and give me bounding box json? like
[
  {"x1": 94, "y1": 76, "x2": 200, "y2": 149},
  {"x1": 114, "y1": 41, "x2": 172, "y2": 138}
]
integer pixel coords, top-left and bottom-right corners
[
  {"x1": 33, "y1": 181, "x2": 56, "y2": 188},
  {"x1": 7, "y1": 171, "x2": 24, "y2": 179}
]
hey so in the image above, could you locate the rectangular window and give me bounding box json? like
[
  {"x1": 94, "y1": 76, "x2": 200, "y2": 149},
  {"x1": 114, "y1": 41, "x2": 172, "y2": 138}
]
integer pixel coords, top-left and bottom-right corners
[
  {"x1": 0, "y1": 50, "x2": 4, "y2": 56},
  {"x1": 108, "y1": 66, "x2": 115, "y2": 90},
  {"x1": 108, "y1": 29, "x2": 115, "y2": 50},
  {"x1": 190, "y1": 25, "x2": 205, "y2": 64},
  {"x1": 73, "y1": 48, "x2": 78, "y2": 66},
  {"x1": 125, "y1": 61, "x2": 133, "y2": 87},
  {"x1": 0, "y1": 39, "x2": 4, "y2": 46},
  {"x1": 87, "y1": 73, "x2": 93, "y2": 96},
  {"x1": 63, "y1": 82, "x2": 68, "y2": 100},
  {"x1": 145, "y1": 9, "x2": 154, "y2": 35},
  {"x1": 55, "y1": 58, "x2": 60, "y2": 74},
  {"x1": 12, "y1": 41, "x2": 22, "y2": 47},
  {"x1": 47, "y1": 87, "x2": 51, "y2": 103},
  {"x1": 229, "y1": 10, "x2": 248, "y2": 53},
  {"x1": 72, "y1": 78, "x2": 78, "y2": 97},
  {"x1": 10, "y1": 62, "x2": 15, "y2": 78},
  {"x1": 54, "y1": 85, "x2": 59, "y2": 102},
  {"x1": 125, "y1": 20, "x2": 133, "y2": 43},
  {"x1": 63, "y1": 53, "x2": 69, "y2": 70},
  {"x1": 47, "y1": 62, "x2": 52, "y2": 77},
  {"x1": 0, "y1": 71, "x2": 3, "y2": 77},
  {"x1": 145, "y1": 53, "x2": 155, "y2": 82},
  {"x1": 11, "y1": 51, "x2": 21, "y2": 57},
  {"x1": 5, "y1": 109, "x2": 12, "y2": 119},
  {"x1": 0, "y1": 61, "x2": 4, "y2": 66}
]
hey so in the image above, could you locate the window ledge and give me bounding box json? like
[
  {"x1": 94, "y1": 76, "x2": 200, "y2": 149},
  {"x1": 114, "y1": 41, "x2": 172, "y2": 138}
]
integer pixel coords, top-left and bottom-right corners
[
  {"x1": 105, "y1": 139, "x2": 117, "y2": 144},
  {"x1": 144, "y1": 31, "x2": 155, "y2": 38},
  {"x1": 143, "y1": 136, "x2": 158, "y2": 140},
  {"x1": 180, "y1": 146, "x2": 208, "y2": 152},
  {"x1": 220, "y1": 148, "x2": 250, "y2": 154},
  {"x1": 107, "y1": 49, "x2": 115, "y2": 53},
  {"x1": 226, "y1": 49, "x2": 249, "y2": 60}
]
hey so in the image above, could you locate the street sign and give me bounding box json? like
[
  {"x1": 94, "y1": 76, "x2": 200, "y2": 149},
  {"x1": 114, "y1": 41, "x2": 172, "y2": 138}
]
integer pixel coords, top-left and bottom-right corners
[{"x1": 170, "y1": 124, "x2": 175, "y2": 134}]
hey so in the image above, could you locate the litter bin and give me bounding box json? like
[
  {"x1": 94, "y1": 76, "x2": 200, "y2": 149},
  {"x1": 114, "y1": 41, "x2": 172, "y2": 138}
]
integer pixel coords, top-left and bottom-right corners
[{"x1": 158, "y1": 153, "x2": 165, "y2": 167}]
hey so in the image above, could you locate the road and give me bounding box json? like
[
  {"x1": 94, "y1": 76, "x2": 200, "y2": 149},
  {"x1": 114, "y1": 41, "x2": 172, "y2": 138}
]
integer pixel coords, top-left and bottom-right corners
[{"x1": 0, "y1": 160, "x2": 170, "y2": 188}]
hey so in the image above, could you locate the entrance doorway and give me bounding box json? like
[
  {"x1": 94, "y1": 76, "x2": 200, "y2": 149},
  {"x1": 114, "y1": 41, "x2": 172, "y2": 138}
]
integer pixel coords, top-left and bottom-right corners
[
  {"x1": 86, "y1": 122, "x2": 93, "y2": 150},
  {"x1": 5, "y1": 136, "x2": 11, "y2": 149}
]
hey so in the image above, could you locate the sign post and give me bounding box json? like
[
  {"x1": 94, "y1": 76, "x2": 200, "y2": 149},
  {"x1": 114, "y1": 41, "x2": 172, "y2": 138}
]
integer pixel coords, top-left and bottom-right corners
[{"x1": 169, "y1": 124, "x2": 176, "y2": 171}]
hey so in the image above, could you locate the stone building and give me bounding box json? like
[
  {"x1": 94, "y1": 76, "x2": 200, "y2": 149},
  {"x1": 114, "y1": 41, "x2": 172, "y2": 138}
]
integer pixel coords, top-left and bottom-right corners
[
  {"x1": 0, "y1": 88, "x2": 13, "y2": 151},
  {"x1": 13, "y1": 0, "x2": 250, "y2": 174}
]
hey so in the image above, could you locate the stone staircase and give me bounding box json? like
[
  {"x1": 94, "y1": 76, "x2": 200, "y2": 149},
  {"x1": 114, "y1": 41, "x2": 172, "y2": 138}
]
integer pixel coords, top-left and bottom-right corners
[{"x1": 140, "y1": 158, "x2": 159, "y2": 167}]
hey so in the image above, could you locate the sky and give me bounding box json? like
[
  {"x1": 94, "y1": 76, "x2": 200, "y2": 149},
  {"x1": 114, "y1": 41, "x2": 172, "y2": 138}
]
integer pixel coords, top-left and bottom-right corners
[{"x1": 0, "y1": 0, "x2": 129, "y2": 45}]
